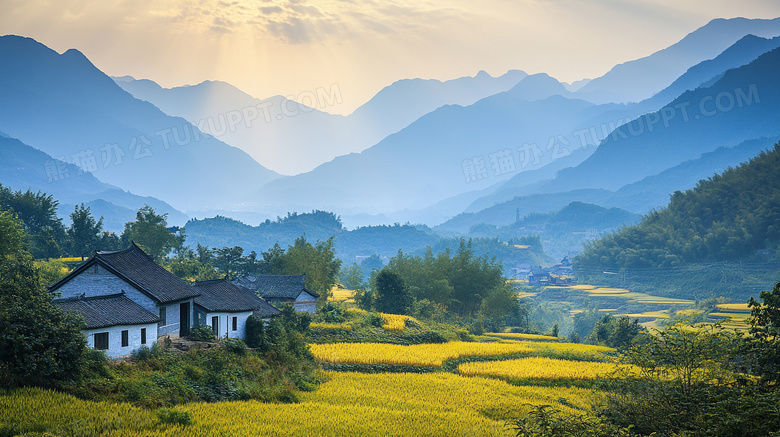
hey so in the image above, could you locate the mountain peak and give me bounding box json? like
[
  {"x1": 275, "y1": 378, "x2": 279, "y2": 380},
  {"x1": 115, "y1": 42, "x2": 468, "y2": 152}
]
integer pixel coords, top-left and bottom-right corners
[{"x1": 508, "y1": 73, "x2": 569, "y2": 101}]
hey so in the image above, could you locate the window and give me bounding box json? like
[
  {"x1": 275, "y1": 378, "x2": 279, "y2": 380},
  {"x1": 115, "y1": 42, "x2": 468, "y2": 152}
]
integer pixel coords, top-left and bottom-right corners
[
  {"x1": 121, "y1": 330, "x2": 129, "y2": 347},
  {"x1": 212, "y1": 316, "x2": 219, "y2": 336},
  {"x1": 94, "y1": 332, "x2": 109, "y2": 350},
  {"x1": 232, "y1": 317, "x2": 238, "y2": 331},
  {"x1": 159, "y1": 307, "x2": 167, "y2": 326},
  {"x1": 140, "y1": 328, "x2": 147, "y2": 345}
]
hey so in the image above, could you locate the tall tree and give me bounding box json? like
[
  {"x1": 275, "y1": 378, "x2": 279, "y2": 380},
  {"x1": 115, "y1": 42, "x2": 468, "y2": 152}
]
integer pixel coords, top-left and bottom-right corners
[
  {"x1": 0, "y1": 185, "x2": 66, "y2": 259},
  {"x1": 374, "y1": 268, "x2": 413, "y2": 315},
  {"x1": 121, "y1": 205, "x2": 177, "y2": 261},
  {"x1": 67, "y1": 204, "x2": 104, "y2": 258},
  {"x1": 261, "y1": 236, "x2": 342, "y2": 301},
  {"x1": 0, "y1": 211, "x2": 91, "y2": 388}
]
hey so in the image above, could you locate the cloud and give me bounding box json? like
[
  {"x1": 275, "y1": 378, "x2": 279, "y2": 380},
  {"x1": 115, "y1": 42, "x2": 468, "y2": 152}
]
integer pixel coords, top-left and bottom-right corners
[{"x1": 260, "y1": 5, "x2": 284, "y2": 14}]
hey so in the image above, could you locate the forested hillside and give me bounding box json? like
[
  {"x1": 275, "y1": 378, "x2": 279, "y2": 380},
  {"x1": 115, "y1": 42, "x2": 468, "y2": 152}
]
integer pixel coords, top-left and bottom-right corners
[{"x1": 577, "y1": 144, "x2": 780, "y2": 270}]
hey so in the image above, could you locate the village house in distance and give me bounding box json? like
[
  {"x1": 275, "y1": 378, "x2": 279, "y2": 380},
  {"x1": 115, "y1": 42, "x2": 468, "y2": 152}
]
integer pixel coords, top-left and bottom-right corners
[
  {"x1": 233, "y1": 275, "x2": 319, "y2": 313},
  {"x1": 49, "y1": 243, "x2": 295, "y2": 358}
]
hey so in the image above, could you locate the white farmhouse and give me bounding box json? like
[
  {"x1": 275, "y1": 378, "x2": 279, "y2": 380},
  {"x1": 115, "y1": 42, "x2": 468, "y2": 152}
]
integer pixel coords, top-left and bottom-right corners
[
  {"x1": 192, "y1": 279, "x2": 281, "y2": 339},
  {"x1": 53, "y1": 292, "x2": 159, "y2": 358},
  {"x1": 233, "y1": 274, "x2": 319, "y2": 313}
]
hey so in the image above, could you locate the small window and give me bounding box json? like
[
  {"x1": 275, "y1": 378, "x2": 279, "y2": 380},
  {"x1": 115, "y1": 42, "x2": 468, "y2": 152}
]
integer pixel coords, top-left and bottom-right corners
[
  {"x1": 121, "y1": 330, "x2": 129, "y2": 347},
  {"x1": 159, "y1": 307, "x2": 167, "y2": 326},
  {"x1": 94, "y1": 332, "x2": 109, "y2": 350},
  {"x1": 232, "y1": 317, "x2": 238, "y2": 331},
  {"x1": 140, "y1": 328, "x2": 147, "y2": 345},
  {"x1": 212, "y1": 316, "x2": 219, "y2": 336}
]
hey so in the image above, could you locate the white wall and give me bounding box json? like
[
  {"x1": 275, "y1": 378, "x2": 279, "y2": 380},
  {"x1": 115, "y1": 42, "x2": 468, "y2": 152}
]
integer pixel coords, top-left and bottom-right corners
[
  {"x1": 56, "y1": 264, "x2": 157, "y2": 313},
  {"x1": 84, "y1": 323, "x2": 158, "y2": 359},
  {"x1": 202, "y1": 310, "x2": 252, "y2": 340},
  {"x1": 158, "y1": 300, "x2": 195, "y2": 338},
  {"x1": 294, "y1": 291, "x2": 317, "y2": 313}
]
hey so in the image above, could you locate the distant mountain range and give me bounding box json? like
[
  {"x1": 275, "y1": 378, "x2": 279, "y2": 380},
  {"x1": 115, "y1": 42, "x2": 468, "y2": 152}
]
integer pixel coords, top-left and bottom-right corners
[
  {"x1": 0, "y1": 134, "x2": 187, "y2": 231},
  {"x1": 3, "y1": 17, "x2": 780, "y2": 262},
  {"x1": 457, "y1": 33, "x2": 780, "y2": 217},
  {"x1": 574, "y1": 17, "x2": 780, "y2": 104},
  {"x1": 0, "y1": 35, "x2": 280, "y2": 212},
  {"x1": 114, "y1": 70, "x2": 528, "y2": 175}
]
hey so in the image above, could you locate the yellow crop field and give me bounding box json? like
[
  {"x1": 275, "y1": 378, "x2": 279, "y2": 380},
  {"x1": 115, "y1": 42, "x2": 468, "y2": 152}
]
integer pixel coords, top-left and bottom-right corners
[
  {"x1": 346, "y1": 307, "x2": 367, "y2": 315},
  {"x1": 715, "y1": 303, "x2": 751, "y2": 312},
  {"x1": 380, "y1": 313, "x2": 417, "y2": 331},
  {"x1": 330, "y1": 286, "x2": 356, "y2": 303},
  {"x1": 310, "y1": 322, "x2": 353, "y2": 331},
  {"x1": 710, "y1": 312, "x2": 750, "y2": 320},
  {"x1": 615, "y1": 311, "x2": 670, "y2": 319},
  {"x1": 588, "y1": 287, "x2": 630, "y2": 294},
  {"x1": 676, "y1": 309, "x2": 703, "y2": 316},
  {"x1": 1, "y1": 373, "x2": 598, "y2": 437},
  {"x1": 309, "y1": 341, "x2": 536, "y2": 367},
  {"x1": 516, "y1": 341, "x2": 616, "y2": 360},
  {"x1": 0, "y1": 387, "x2": 178, "y2": 436},
  {"x1": 486, "y1": 332, "x2": 560, "y2": 341},
  {"x1": 458, "y1": 357, "x2": 626, "y2": 382}
]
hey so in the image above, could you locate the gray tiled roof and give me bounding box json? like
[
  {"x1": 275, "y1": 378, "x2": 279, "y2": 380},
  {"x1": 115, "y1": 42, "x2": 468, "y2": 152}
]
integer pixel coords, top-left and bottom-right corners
[
  {"x1": 233, "y1": 274, "x2": 319, "y2": 300},
  {"x1": 192, "y1": 279, "x2": 281, "y2": 318},
  {"x1": 54, "y1": 293, "x2": 160, "y2": 329},
  {"x1": 50, "y1": 243, "x2": 200, "y2": 304}
]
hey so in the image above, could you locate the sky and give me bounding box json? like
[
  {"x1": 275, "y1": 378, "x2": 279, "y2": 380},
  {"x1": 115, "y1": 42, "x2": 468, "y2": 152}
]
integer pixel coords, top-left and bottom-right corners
[{"x1": 2, "y1": 0, "x2": 780, "y2": 114}]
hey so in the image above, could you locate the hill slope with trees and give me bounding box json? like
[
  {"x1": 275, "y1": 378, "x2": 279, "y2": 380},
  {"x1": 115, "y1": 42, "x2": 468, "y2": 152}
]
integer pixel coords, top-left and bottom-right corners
[{"x1": 576, "y1": 144, "x2": 780, "y2": 269}]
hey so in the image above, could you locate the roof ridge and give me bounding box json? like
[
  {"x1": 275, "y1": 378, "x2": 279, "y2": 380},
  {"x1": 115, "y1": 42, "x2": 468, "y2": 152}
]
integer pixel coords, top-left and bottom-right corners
[
  {"x1": 193, "y1": 278, "x2": 230, "y2": 285},
  {"x1": 53, "y1": 291, "x2": 127, "y2": 303}
]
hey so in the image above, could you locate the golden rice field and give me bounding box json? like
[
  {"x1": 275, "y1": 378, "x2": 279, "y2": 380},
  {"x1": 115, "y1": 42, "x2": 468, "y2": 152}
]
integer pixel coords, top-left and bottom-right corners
[
  {"x1": 309, "y1": 341, "x2": 536, "y2": 367},
  {"x1": 458, "y1": 357, "x2": 627, "y2": 382},
  {"x1": 0, "y1": 372, "x2": 598, "y2": 437},
  {"x1": 310, "y1": 321, "x2": 353, "y2": 331},
  {"x1": 310, "y1": 340, "x2": 616, "y2": 366},
  {"x1": 381, "y1": 313, "x2": 417, "y2": 331},
  {"x1": 615, "y1": 311, "x2": 670, "y2": 319},
  {"x1": 485, "y1": 332, "x2": 560, "y2": 341},
  {"x1": 510, "y1": 341, "x2": 616, "y2": 361},
  {"x1": 715, "y1": 303, "x2": 751, "y2": 312},
  {"x1": 329, "y1": 286, "x2": 356, "y2": 303},
  {"x1": 709, "y1": 312, "x2": 750, "y2": 320}
]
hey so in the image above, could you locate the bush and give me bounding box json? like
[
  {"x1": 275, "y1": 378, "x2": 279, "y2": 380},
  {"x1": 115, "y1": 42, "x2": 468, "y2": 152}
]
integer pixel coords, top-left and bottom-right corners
[
  {"x1": 223, "y1": 338, "x2": 247, "y2": 355},
  {"x1": 189, "y1": 326, "x2": 216, "y2": 342},
  {"x1": 509, "y1": 404, "x2": 631, "y2": 437},
  {"x1": 363, "y1": 312, "x2": 384, "y2": 328},
  {"x1": 156, "y1": 408, "x2": 192, "y2": 426}
]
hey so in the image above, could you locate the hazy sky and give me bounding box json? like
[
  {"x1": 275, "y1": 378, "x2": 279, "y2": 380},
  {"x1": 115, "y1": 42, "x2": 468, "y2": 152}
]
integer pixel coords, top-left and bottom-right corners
[{"x1": 3, "y1": 0, "x2": 780, "y2": 114}]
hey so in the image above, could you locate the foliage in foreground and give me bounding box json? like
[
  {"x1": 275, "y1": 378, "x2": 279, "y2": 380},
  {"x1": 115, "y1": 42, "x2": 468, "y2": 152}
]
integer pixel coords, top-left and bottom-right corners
[
  {"x1": 73, "y1": 340, "x2": 321, "y2": 408},
  {"x1": 509, "y1": 404, "x2": 631, "y2": 437},
  {"x1": 0, "y1": 211, "x2": 99, "y2": 389},
  {"x1": 1, "y1": 372, "x2": 595, "y2": 437},
  {"x1": 596, "y1": 321, "x2": 780, "y2": 437}
]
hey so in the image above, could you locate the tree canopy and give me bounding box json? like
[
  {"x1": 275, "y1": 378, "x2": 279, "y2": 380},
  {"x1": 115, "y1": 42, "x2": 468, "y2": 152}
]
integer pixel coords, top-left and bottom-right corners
[
  {"x1": 0, "y1": 211, "x2": 94, "y2": 388},
  {"x1": 576, "y1": 144, "x2": 780, "y2": 270}
]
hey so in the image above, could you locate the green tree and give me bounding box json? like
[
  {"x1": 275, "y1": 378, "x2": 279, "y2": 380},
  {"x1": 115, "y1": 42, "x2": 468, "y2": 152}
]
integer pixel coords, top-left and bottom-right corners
[
  {"x1": 66, "y1": 204, "x2": 104, "y2": 258},
  {"x1": 747, "y1": 281, "x2": 780, "y2": 382},
  {"x1": 0, "y1": 211, "x2": 93, "y2": 388},
  {"x1": 479, "y1": 284, "x2": 519, "y2": 332},
  {"x1": 373, "y1": 268, "x2": 413, "y2": 315},
  {"x1": 261, "y1": 236, "x2": 342, "y2": 302},
  {"x1": 587, "y1": 314, "x2": 643, "y2": 349},
  {"x1": 596, "y1": 323, "x2": 779, "y2": 436},
  {"x1": 0, "y1": 185, "x2": 66, "y2": 259},
  {"x1": 121, "y1": 205, "x2": 177, "y2": 261}
]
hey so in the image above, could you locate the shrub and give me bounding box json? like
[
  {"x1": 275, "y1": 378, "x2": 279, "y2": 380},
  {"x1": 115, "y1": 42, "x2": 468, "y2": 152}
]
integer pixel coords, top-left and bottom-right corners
[
  {"x1": 189, "y1": 326, "x2": 216, "y2": 342},
  {"x1": 223, "y1": 338, "x2": 247, "y2": 355},
  {"x1": 509, "y1": 404, "x2": 631, "y2": 437},
  {"x1": 156, "y1": 407, "x2": 192, "y2": 426},
  {"x1": 363, "y1": 312, "x2": 384, "y2": 328}
]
